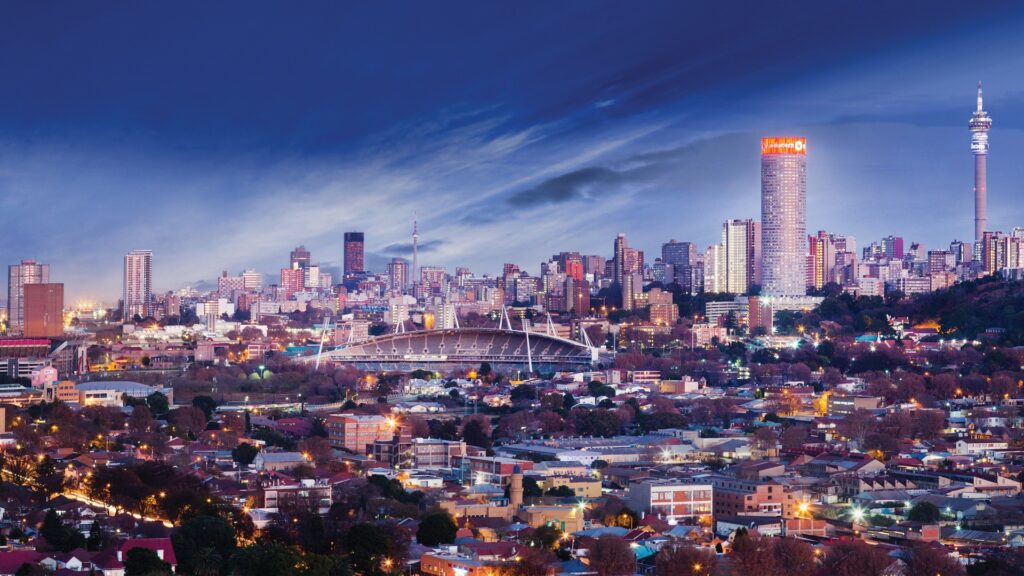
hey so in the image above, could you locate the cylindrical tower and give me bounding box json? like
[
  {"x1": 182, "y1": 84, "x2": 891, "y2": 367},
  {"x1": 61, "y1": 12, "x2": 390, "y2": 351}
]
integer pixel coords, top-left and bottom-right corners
[
  {"x1": 970, "y1": 82, "x2": 992, "y2": 244},
  {"x1": 760, "y1": 137, "x2": 807, "y2": 297}
]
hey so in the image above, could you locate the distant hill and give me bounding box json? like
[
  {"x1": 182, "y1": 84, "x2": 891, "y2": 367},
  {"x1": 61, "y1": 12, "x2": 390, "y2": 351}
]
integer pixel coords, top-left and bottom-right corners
[{"x1": 804, "y1": 276, "x2": 1024, "y2": 344}]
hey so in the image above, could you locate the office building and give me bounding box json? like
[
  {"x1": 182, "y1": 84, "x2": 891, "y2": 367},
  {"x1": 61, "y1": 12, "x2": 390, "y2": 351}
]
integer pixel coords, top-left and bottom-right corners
[
  {"x1": 23, "y1": 283, "x2": 64, "y2": 338},
  {"x1": 241, "y1": 269, "x2": 263, "y2": 291},
  {"x1": 344, "y1": 232, "x2": 365, "y2": 277},
  {"x1": 626, "y1": 479, "x2": 713, "y2": 525},
  {"x1": 761, "y1": 136, "x2": 807, "y2": 296},
  {"x1": 289, "y1": 245, "x2": 311, "y2": 270},
  {"x1": 882, "y1": 235, "x2": 904, "y2": 260},
  {"x1": 123, "y1": 250, "x2": 153, "y2": 320},
  {"x1": 7, "y1": 260, "x2": 50, "y2": 334},
  {"x1": 662, "y1": 240, "x2": 697, "y2": 269}
]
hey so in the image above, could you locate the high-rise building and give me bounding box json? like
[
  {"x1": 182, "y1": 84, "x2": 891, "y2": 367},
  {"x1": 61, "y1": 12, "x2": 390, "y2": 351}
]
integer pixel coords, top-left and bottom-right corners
[
  {"x1": 662, "y1": 240, "x2": 697, "y2": 272},
  {"x1": 290, "y1": 245, "x2": 311, "y2": 270},
  {"x1": 566, "y1": 277, "x2": 590, "y2": 316},
  {"x1": 23, "y1": 283, "x2": 63, "y2": 338},
  {"x1": 7, "y1": 260, "x2": 50, "y2": 334},
  {"x1": 970, "y1": 82, "x2": 992, "y2": 244},
  {"x1": 807, "y1": 231, "x2": 836, "y2": 290},
  {"x1": 241, "y1": 269, "x2": 263, "y2": 291},
  {"x1": 387, "y1": 258, "x2": 410, "y2": 293},
  {"x1": 881, "y1": 235, "x2": 904, "y2": 260},
  {"x1": 217, "y1": 271, "x2": 246, "y2": 299},
  {"x1": 552, "y1": 252, "x2": 584, "y2": 282},
  {"x1": 581, "y1": 255, "x2": 606, "y2": 280},
  {"x1": 928, "y1": 250, "x2": 956, "y2": 275},
  {"x1": 123, "y1": 250, "x2": 153, "y2": 320},
  {"x1": 721, "y1": 219, "x2": 761, "y2": 294},
  {"x1": 279, "y1": 268, "x2": 305, "y2": 299},
  {"x1": 647, "y1": 287, "x2": 678, "y2": 326},
  {"x1": 704, "y1": 244, "x2": 724, "y2": 293},
  {"x1": 613, "y1": 234, "x2": 628, "y2": 285},
  {"x1": 344, "y1": 232, "x2": 365, "y2": 277},
  {"x1": 761, "y1": 136, "x2": 807, "y2": 296}
]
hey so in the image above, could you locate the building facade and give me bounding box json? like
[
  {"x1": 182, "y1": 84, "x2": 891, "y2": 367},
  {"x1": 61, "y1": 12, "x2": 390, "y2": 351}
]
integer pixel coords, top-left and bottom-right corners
[
  {"x1": 7, "y1": 260, "x2": 50, "y2": 334},
  {"x1": 23, "y1": 283, "x2": 64, "y2": 338},
  {"x1": 344, "y1": 232, "x2": 365, "y2": 277},
  {"x1": 123, "y1": 250, "x2": 153, "y2": 320},
  {"x1": 761, "y1": 137, "x2": 807, "y2": 297}
]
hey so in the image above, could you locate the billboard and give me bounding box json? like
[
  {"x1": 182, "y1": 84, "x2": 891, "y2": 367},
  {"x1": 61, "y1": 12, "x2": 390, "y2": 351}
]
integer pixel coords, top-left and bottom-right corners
[{"x1": 761, "y1": 137, "x2": 807, "y2": 155}]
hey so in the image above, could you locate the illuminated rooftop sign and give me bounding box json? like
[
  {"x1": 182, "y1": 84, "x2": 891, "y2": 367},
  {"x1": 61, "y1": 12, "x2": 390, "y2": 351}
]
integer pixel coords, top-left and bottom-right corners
[{"x1": 761, "y1": 137, "x2": 807, "y2": 155}]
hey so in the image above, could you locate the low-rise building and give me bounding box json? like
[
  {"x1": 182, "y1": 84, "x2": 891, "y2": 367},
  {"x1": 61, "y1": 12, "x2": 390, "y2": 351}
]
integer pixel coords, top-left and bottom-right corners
[{"x1": 626, "y1": 478, "x2": 713, "y2": 525}]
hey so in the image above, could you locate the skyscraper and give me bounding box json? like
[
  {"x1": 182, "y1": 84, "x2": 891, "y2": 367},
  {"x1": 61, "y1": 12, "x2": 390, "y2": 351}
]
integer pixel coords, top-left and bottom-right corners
[
  {"x1": 612, "y1": 233, "x2": 627, "y2": 285},
  {"x1": 7, "y1": 260, "x2": 50, "y2": 334},
  {"x1": 761, "y1": 137, "x2": 807, "y2": 297},
  {"x1": 290, "y1": 245, "x2": 311, "y2": 270},
  {"x1": 123, "y1": 250, "x2": 153, "y2": 320},
  {"x1": 970, "y1": 82, "x2": 992, "y2": 244},
  {"x1": 807, "y1": 231, "x2": 836, "y2": 290},
  {"x1": 661, "y1": 240, "x2": 697, "y2": 271},
  {"x1": 721, "y1": 219, "x2": 761, "y2": 294},
  {"x1": 24, "y1": 283, "x2": 64, "y2": 338},
  {"x1": 386, "y1": 257, "x2": 409, "y2": 293},
  {"x1": 343, "y1": 232, "x2": 365, "y2": 277}
]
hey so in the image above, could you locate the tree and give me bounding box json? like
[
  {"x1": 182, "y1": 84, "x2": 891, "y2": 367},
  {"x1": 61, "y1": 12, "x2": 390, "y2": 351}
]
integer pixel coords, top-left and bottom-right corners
[
  {"x1": 462, "y1": 417, "x2": 493, "y2": 452},
  {"x1": 170, "y1": 406, "x2": 208, "y2": 437},
  {"x1": 128, "y1": 405, "x2": 156, "y2": 434},
  {"x1": 839, "y1": 409, "x2": 875, "y2": 447},
  {"x1": 908, "y1": 501, "x2": 942, "y2": 523},
  {"x1": 172, "y1": 515, "x2": 237, "y2": 576},
  {"x1": 781, "y1": 425, "x2": 809, "y2": 451},
  {"x1": 730, "y1": 533, "x2": 780, "y2": 576},
  {"x1": 41, "y1": 509, "x2": 84, "y2": 552},
  {"x1": 231, "y1": 543, "x2": 302, "y2": 576},
  {"x1": 588, "y1": 535, "x2": 634, "y2": 576},
  {"x1": 523, "y1": 524, "x2": 562, "y2": 550},
  {"x1": 146, "y1": 392, "x2": 170, "y2": 415},
  {"x1": 417, "y1": 512, "x2": 457, "y2": 547},
  {"x1": 770, "y1": 537, "x2": 816, "y2": 576},
  {"x1": 298, "y1": 436, "x2": 333, "y2": 465},
  {"x1": 751, "y1": 427, "x2": 777, "y2": 451},
  {"x1": 192, "y1": 396, "x2": 218, "y2": 421},
  {"x1": 654, "y1": 543, "x2": 717, "y2": 576},
  {"x1": 232, "y1": 443, "x2": 259, "y2": 466},
  {"x1": 490, "y1": 547, "x2": 554, "y2": 576},
  {"x1": 904, "y1": 543, "x2": 965, "y2": 576},
  {"x1": 817, "y1": 540, "x2": 893, "y2": 576},
  {"x1": 343, "y1": 523, "x2": 400, "y2": 576},
  {"x1": 125, "y1": 547, "x2": 172, "y2": 576},
  {"x1": 86, "y1": 520, "x2": 103, "y2": 551}
]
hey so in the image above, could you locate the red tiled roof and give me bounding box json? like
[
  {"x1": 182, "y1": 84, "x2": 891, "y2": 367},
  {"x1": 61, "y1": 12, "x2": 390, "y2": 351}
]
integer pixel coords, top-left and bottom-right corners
[
  {"x1": 0, "y1": 551, "x2": 45, "y2": 574},
  {"x1": 121, "y1": 537, "x2": 177, "y2": 566}
]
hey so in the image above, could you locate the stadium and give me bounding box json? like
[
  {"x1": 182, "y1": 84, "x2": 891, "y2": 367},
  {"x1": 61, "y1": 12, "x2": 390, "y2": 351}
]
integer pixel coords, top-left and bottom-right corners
[{"x1": 316, "y1": 327, "x2": 598, "y2": 373}]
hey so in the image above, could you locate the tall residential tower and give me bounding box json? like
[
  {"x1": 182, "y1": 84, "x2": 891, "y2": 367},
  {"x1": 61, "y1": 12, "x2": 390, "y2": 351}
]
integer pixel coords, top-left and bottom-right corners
[
  {"x1": 970, "y1": 82, "x2": 992, "y2": 244},
  {"x1": 123, "y1": 250, "x2": 153, "y2": 320},
  {"x1": 7, "y1": 260, "x2": 50, "y2": 334},
  {"x1": 760, "y1": 137, "x2": 807, "y2": 297}
]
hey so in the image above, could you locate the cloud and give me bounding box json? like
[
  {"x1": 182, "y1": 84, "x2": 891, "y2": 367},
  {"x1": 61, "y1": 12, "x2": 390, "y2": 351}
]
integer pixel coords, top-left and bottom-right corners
[
  {"x1": 507, "y1": 167, "x2": 629, "y2": 207},
  {"x1": 381, "y1": 239, "x2": 446, "y2": 255}
]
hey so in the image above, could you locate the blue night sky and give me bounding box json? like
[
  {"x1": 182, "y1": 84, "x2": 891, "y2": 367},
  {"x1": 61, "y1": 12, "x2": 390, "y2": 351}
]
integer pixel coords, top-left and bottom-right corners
[{"x1": 2, "y1": 1, "x2": 1024, "y2": 303}]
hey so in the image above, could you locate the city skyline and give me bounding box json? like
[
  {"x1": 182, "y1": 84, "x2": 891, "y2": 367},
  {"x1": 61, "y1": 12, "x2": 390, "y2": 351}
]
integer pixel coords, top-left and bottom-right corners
[{"x1": 3, "y1": 3, "x2": 1024, "y2": 302}]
